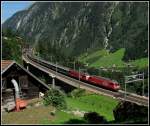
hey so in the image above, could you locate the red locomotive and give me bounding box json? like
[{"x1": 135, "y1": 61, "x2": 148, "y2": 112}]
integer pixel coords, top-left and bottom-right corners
[{"x1": 69, "y1": 70, "x2": 120, "y2": 91}]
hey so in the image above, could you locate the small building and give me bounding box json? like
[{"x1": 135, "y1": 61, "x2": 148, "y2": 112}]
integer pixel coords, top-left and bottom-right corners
[{"x1": 1, "y1": 60, "x2": 50, "y2": 111}]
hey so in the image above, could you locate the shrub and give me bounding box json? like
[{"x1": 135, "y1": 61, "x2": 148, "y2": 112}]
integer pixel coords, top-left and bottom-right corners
[
  {"x1": 43, "y1": 88, "x2": 67, "y2": 110},
  {"x1": 83, "y1": 112, "x2": 108, "y2": 124},
  {"x1": 64, "y1": 119, "x2": 87, "y2": 124},
  {"x1": 69, "y1": 88, "x2": 86, "y2": 98}
]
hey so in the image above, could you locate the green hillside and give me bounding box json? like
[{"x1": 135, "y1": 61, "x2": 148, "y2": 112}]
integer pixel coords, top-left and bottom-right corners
[
  {"x1": 78, "y1": 49, "x2": 109, "y2": 65},
  {"x1": 78, "y1": 48, "x2": 148, "y2": 69},
  {"x1": 90, "y1": 49, "x2": 125, "y2": 68},
  {"x1": 130, "y1": 58, "x2": 148, "y2": 69}
]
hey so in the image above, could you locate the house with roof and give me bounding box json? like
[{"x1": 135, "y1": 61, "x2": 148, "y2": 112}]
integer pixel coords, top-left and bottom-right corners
[{"x1": 1, "y1": 60, "x2": 50, "y2": 111}]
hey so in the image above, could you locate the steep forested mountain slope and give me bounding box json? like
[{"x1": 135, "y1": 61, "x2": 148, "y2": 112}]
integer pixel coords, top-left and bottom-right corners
[{"x1": 2, "y1": 2, "x2": 148, "y2": 62}]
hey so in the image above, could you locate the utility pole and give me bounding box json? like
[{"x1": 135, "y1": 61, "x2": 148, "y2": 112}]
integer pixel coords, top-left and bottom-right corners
[
  {"x1": 79, "y1": 67, "x2": 80, "y2": 81},
  {"x1": 51, "y1": 56, "x2": 52, "y2": 63},
  {"x1": 79, "y1": 67, "x2": 80, "y2": 88},
  {"x1": 56, "y1": 62, "x2": 57, "y2": 75},
  {"x1": 124, "y1": 64, "x2": 130, "y2": 98},
  {"x1": 142, "y1": 72, "x2": 145, "y2": 96},
  {"x1": 74, "y1": 61, "x2": 75, "y2": 70},
  {"x1": 125, "y1": 79, "x2": 126, "y2": 98}
]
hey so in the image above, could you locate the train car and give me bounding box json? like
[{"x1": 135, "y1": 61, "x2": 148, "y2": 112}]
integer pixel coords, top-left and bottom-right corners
[
  {"x1": 27, "y1": 54, "x2": 70, "y2": 75},
  {"x1": 69, "y1": 70, "x2": 120, "y2": 91},
  {"x1": 69, "y1": 70, "x2": 86, "y2": 80}
]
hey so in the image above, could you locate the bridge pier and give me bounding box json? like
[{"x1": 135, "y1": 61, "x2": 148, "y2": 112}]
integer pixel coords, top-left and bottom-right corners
[
  {"x1": 27, "y1": 65, "x2": 29, "y2": 71},
  {"x1": 24, "y1": 61, "x2": 29, "y2": 71},
  {"x1": 49, "y1": 74, "x2": 55, "y2": 88},
  {"x1": 52, "y1": 77, "x2": 55, "y2": 88}
]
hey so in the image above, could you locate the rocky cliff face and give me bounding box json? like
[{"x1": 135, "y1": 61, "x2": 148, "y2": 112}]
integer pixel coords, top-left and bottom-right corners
[{"x1": 2, "y1": 2, "x2": 148, "y2": 60}]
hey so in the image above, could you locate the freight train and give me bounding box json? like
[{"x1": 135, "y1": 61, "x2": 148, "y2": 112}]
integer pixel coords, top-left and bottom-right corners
[{"x1": 27, "y1": 53, "x2": 120, "y2": 91}]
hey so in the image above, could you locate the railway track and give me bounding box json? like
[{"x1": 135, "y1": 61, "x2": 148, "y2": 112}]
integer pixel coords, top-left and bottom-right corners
[{"x1": 22, "y1": 53, "x2": 148, "y2": 107}]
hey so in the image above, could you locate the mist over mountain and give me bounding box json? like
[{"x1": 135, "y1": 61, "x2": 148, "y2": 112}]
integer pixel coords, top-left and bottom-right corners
[{"x1": 2, "y1": 2, "x2": 148, "y2": 61}]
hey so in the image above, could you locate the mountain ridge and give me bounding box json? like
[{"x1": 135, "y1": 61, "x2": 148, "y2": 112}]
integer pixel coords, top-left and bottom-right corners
[{"x1": 2, "y1": 2, "x2": 148, "y2": 61}]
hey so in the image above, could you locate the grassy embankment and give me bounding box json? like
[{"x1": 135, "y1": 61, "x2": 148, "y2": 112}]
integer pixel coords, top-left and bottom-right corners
[{"x1": 2, "y1": 93, "x2": 118, "y2": 124}]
